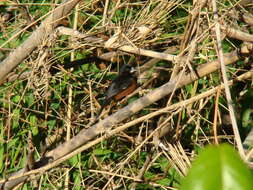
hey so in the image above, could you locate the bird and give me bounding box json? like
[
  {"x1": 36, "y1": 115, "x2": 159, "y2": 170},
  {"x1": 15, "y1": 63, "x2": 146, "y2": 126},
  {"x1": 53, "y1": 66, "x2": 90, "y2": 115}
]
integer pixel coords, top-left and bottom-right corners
[{"x1": 94, "y1": 64, "x2": 137, "y2": 122}]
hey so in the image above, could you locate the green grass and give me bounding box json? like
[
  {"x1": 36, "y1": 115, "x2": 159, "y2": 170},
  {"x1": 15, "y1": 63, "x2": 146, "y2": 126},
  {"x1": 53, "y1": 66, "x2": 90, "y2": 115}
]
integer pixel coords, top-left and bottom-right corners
[{"x1": 0, "y1": 0, "x2": 253, "y2": 189}]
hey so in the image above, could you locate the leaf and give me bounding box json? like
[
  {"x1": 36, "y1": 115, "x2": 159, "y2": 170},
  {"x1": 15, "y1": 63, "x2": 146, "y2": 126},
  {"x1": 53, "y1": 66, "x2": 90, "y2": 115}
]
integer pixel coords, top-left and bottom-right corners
[
  {"x1": 93, "y1": 148, "x2": 112, "y2": 156},
  {"x1": 158, "y1": 157, "x2": 169, "y2": 172},
  {"x1": 144, "y1": 171, "x2": 155, "y2": 180},
  {"x1": 157, "y1": 178, "x2": 171, "y2": 186},
  {"x1": 12, "y1": 109, "x2": 20, "y2": 129},
  {"x1": 25, "y1": 93, "x2": 34, "y2": 107},
  {"x1": 0, "y1": 145, "x2": 4, "y2": 173},
  {"x1": 181, "y1": 144, "x2": 253, "y2": 190},
  {"x1": 12, "y1": 95, "x2": 21, "y2": 103},
  {"x1": 73, "y1": 173, "x2": 82, "y2": 190},
  {"x1": 29, "y1": 115, "x2": 38, "y2": 136},
  {"x1": 241, "y1": 88, "x2": 253, "y2": 128},
  {"x1": 69, "y1": 154, "x2": 80, "y2": 167}
]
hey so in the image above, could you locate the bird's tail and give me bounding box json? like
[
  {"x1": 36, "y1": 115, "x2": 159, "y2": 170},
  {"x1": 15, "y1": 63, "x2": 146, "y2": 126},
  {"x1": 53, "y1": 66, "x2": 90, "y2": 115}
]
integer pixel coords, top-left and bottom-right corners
[{"x1": 91, "y1": 98, "x2": 111, "y2": 125}]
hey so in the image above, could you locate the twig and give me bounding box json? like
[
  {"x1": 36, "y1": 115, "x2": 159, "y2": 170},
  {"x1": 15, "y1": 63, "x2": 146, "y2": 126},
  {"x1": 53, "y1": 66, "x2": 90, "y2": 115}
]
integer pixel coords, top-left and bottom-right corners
[
  {"x1": 56, "y1": 27, "x2": 178, "y2": 62},
  {"x1": 65, "y1": 3, "x2": 79, "y2": 189},
  {"x1": 1, "y1": 44, "x2": 252, "y2": 189},
  {"x1": 102, "y1": 0, "x2": 109, "y2": 26},
  {"x1": 1, "y1": 69, "x2": 253, "y2": 188},
  {"x1": 0, "y1": 0, "x2": 82, "y2": 81},
  {"x1": 162, "y1": 143, "x2": 191, "y2": 177},
  {"x1": 115, "y1": 45, "x2": 177, "y2": 62},
  {"x1": 88, "y1": 170, "x2": 142, "y2": 182},
  {"x1": 213, "y1": 87, "x2": 221, "y2": 145},
  {"x1": 130, "y1": 154, "x2": 151, "y2": 190},
  {"x1": 212, "y1": 0, "x2": 245, "y2": 158},
  {"x1": 222, "y1": 25, "x2": 253, "y2": 42}
]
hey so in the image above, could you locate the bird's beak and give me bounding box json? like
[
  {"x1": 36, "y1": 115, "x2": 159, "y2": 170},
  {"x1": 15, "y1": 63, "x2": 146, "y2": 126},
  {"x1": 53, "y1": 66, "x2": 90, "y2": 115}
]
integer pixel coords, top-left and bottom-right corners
[{"x1": 130, "y1": 67, "x2": 137, "y2": 73}]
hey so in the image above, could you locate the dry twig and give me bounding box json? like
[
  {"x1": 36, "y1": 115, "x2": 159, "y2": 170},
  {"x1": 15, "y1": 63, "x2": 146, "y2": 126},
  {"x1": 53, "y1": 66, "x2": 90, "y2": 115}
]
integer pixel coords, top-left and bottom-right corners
[{"x1": 212, "y1": 0, "x2": 245, "y2": 158}]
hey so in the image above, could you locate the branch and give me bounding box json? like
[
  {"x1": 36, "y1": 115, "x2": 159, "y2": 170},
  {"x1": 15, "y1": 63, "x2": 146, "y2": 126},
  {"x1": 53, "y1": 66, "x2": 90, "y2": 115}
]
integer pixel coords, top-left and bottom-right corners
[
  {"x1": 0, "y1": 0, "x2": 82, "y2": 82},
  {"x1": 222, "y1": 25, "x2": 253, "y2": 42},
  {"x1": 39, "y1": 48, "x2": 246, "y2": 161},
  {"x1": 212, "y1": 0, "x2": 245, "y2": 158},
  {"x1": 1, "y1": 41, "x2": 252, "y2": 189},
  {"x1": 1, "y1": 53, "x2": 253, "y2": 189}
]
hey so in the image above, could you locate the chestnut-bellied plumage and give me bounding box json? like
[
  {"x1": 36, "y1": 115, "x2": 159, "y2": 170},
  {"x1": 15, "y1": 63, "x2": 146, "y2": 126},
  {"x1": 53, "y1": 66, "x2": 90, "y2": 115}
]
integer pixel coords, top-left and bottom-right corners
[{"x1": 95, "y1": 64, "x2": 137, "y2": 122}]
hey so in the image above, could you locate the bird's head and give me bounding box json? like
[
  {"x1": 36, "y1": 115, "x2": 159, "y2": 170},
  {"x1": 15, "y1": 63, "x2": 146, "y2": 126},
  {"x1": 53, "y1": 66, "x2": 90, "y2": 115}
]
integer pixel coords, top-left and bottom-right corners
[{"x1": 119, "y1": 65, "x2": 136, "y2": 75}]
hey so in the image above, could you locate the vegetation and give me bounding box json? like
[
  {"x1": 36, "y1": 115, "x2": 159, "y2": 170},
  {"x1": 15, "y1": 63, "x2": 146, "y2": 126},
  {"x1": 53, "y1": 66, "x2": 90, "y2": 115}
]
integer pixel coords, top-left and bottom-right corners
[{"x1": 0, "y1": 0, "x2": 253, "y2": 189}]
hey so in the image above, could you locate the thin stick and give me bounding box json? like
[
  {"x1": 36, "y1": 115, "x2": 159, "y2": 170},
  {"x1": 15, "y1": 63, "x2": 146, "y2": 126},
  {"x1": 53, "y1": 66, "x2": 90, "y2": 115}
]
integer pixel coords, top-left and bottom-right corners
[
  {"x1": 57, "y1": 27, "x2": 178, "y2": 62},
  {"x1": 0, "y1": 0, "x2": 82, "y2": 81},
  {"x1": 88, "y1": 169, "x2": 142, "y2": 182},
  {"x1": 102, "y1": 0, "x2": 110, "y2": 26},
  {"x1": 65, "y1": 3, "x2": 79, "y2": 189},
  {"x1": 1, "y1": 46, "x2": 251, "y2": 188},
  {"x1": 213, "y1": 87, "x2": 220, "y2": 145},
  {"x1": 117, "y1": 45, "x2": 177, "y2": 62},
  {"x1": 212, "y1": 0, "x2": 245, "y2": 158},
  {"x1": 1, "y1": 69, "x2": 252, "y2": 186}
]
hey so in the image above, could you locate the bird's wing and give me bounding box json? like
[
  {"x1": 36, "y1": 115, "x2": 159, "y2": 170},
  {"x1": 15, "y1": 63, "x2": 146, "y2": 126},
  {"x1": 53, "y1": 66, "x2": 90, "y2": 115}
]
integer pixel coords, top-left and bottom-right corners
[{"x1": 105, "y1": 76, "x2": 133, "y2": 99}]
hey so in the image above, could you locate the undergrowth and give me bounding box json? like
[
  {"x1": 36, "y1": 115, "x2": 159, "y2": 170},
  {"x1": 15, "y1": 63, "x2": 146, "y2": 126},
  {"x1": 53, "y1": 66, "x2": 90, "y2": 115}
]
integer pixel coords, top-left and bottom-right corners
[{"x1": 0, "y1": 0, "x2": 253, "y2": 189}]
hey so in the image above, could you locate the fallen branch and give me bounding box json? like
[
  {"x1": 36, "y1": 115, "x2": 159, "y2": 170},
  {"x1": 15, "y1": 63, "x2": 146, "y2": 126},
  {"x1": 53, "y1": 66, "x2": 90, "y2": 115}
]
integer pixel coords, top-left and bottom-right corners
[
  {"x1": 57, "y1": 26, "x2": 178, "y2": 62},
  {"x1": 41, "y1": 45, "x2": 253, "y2": 160},
  {"x1": 0, "y1": 0, "x2": 82, "y2": 82},
  {"x1": 1, "y1": 43, "x2": 251, "y2": 189},
  {"x1": 222, "y1": 25, "x2": 253, "y2": 42},
  {"x1": 1, "y1": 62, "x2": 253, "y2": 189}
]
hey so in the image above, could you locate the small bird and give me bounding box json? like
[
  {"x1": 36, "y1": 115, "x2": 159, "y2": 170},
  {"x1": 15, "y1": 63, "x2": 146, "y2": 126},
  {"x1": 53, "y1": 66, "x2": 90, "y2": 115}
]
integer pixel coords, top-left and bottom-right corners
[{"x1": 94, "y1": 64, "x2": 137, "y2": 122}]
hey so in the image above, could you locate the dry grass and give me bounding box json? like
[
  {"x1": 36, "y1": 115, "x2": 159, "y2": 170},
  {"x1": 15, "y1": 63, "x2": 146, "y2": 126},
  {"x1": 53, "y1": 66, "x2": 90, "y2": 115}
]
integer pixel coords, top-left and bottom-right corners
[{"x1": 0, "y1": 0, "x2": 253, "y2": 189}]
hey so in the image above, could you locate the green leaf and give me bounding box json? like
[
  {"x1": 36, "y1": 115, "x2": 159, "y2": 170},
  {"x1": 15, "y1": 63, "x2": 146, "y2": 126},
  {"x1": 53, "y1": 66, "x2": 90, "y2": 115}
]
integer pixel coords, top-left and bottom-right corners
[
  {"x1": 10, "y1": 141, "x2": 22, "y2": 167},
  {"x1": 73, "y1": 173, "x2": 82, "y2": 190},
  {"x1": 135, "y1": 183, "x2": 154, "y2": 190},
  {"x1": 185, "y1": 84, "x2": 193, "y2": 94},
  {"x1": 50, "y1": 102, "x2": 60, "y2": 110},
  {"x1": 157, "y1": 178, "x2": 171, "y2": 186},
  {"x1": 29, "y1": 115, "x2": 38, "y2": 136},
  {"x1": 156, "y1": 157, "x2": 169, "y2": 172},
  {"x1": 25, "y1": 93, "x2": 34, "y2": 107},
  {"x1": 47, "y1": 120, "x2": 56, "y2": 131},
  {"x1": 144, "y1": 171, "x2": 156, "y2": 180},
  {"x1": 0, "y1": 145, "x2": 4, "y2": 173},
  {"x1": 12, "y1": 95, "x2": 21, "y2": 103},
  {"x1": 12, "y1": 109, "x2": 20, "y2": 129},
  {"x1": 69, "y1": 154, "x2": 80, "y2": 167},
  {"x1": 93, "y1": 148, "x2": 112, "y2": 156},
  {"x1": 241, "y1": 88, "x2": 253, "y2": 128},
  {"x1": 181, "y1": 144, "x2": 253, "y2": 190},
  {"x1": 242, "y1": 108, "x2": 252, "y2": 128}
]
